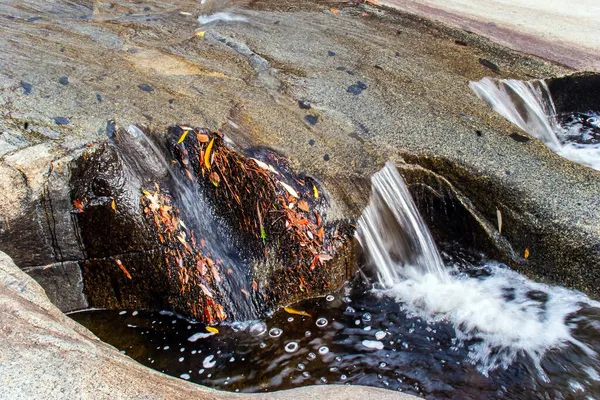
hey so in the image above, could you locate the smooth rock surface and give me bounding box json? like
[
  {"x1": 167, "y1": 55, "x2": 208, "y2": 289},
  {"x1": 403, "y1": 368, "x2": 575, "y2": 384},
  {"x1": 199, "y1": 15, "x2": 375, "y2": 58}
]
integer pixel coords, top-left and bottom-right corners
[
  {"x1": 0, "y1": 251, "x2": 419, "y2": 400},
  {"x1": 0, "y1": 0, "x2": 599, "y2": 298},
  {"x1": 381, "y1": 0, "x2": 600, "y2": 70}
]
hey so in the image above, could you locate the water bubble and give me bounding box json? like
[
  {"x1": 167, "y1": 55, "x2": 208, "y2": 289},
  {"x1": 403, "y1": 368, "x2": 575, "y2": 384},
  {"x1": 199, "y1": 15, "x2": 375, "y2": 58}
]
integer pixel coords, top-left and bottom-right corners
[
  {"x1": 163, "y1": 346, "x2": 170, "y2": 350},
  {"x1": 343, "y1": 296, "x2": 352, "y2": 303},
  {"x1": 305, "y1": 330, "x2": 312, "y2": 337},
  {"x1": 326, "y1": 295, "x2": 335, "y2": 302},
  {"x1": 180, "y1": 373, "x2": 190, "y2": 380},
  {"x1": 119, "y1": 311, "x2": 126, "y2": 315},
  {"x1": 302, "y1": 371, "x2": 311, "y2": 378},
  {"x1": 179, "y1": 357, "x2": 184, "y2": 362},
  {"x1": 249, "y1": 321, "x2": 267, "y2": 336},
  {"x1": 288, "y1": 317, "x2": 294, "y2": 322},
  {"x1": 269, "y1": 328, "x2": 283, "y2": 338},
  {"x1": 180, "y1": 347, "x2": 185, "y2": 352},
  {"x1": 202, "y1": 355, "x2": 216, "y2": 368},
  {"x1": 341, "y1": 374, "x2": 347, "y2": 380},
  {"x1": 307, "y1": 352, "x2": 316, "y2": 361},
  {"x1": 364, "y1": 326, "x2": 371, "y2": 331},
  {"x1": 379, "y1": 362, "x2": 387, "y2": 368},
  {"x1": 259, "y1": 342, "x2": 267, "y2": 348},
  {"x1": 335, "y1": 356, "x2": 342, "y2": 362},
  {"x1": 316, "y1": 318, "x2": 328, "y2": 328},
  {"x1": 330, "y1": 367, "x2": 338, "y2": 372},
  {"x1": 318, "y1": 346, "x2": 329, "y2": 355},
  {"x1": 132, "y1": 311, "x2": 138, "y2": 316},
  {"x1": 355, "y1": 320, "x2": 361, "y2": 325},
  {"x1": 297, "y1": 363, "x2": 306, "y2": 371},
  {"x1": 320, "y1": 377, "x2": 328, "y2": 383},
  {"x1": 362, "y1": 312, "x2": 372, "y2": 322},
  {"x1": 375, "y1": 331, "x2": 386, "y2": 340},
  {"x1": 285, "y1": 341, "x2": 299, "y2": 353},
  {"x1": 345, "y1": 306, "x2": 356, "y2": 314},
  {"x1": 199, "y1": 368, "x2": 205, "y2": 374}
]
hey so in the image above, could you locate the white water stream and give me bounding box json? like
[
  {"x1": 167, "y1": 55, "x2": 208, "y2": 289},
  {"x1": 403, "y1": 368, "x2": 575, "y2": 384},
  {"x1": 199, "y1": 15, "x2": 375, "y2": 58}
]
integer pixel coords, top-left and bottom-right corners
[
  {"x1": 470, "y1": 77, "x2": 600, "y2": 170},
  {"x1": 357, "y1": 162, "x2": 599, "y2": 378}
]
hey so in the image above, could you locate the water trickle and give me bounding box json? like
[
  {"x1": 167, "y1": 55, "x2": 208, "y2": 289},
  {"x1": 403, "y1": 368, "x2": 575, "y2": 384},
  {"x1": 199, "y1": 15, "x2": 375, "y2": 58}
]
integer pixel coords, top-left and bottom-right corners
[
  {"x1": 115, "y1": 126, "x2": 258, "y2": 320},
  {"x1": 470, "y1": 77, "x2": 600, "y2": 170},
  {"x1": 356, "y1": 162, "x2": 448, "y2": 286}
]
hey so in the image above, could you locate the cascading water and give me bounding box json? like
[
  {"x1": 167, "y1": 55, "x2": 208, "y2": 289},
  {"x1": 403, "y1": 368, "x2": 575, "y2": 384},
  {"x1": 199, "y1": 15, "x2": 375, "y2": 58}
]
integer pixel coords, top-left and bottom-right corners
[
  {"x1": 356, "y1": 162, "x2": 600, "y2": 379},
  {"x1": 116, "y1": 126, "x2": 259, "y2": 320},
  {"x1": 470, "y1": 77, "x2": 600, "y2": 170},
  {"x1": 356, "y1": 162, "x2": 448, "y2": 286}
]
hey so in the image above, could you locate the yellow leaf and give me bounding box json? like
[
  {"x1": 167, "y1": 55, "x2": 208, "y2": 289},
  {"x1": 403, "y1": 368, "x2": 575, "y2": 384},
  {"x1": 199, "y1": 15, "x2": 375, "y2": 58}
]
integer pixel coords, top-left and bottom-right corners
[
  {"x1": 284, "y1": 306, "x2": 311, "y2": 318},
  {"x1": 177, "y1": 130, "x2": 189, "y2": 144},
  {"x1": 196, "y1": 31, "x2": 205, "y2": 38},
  {"x1": 524, "y1": 248, "x2": 530, "y2": 259},
  {"x1": 111, "y1": 199, "x2": 116, "y2": 213},
  {"x1": 205, "y1": 138, "x2": 214, "y2": 169},
  {"x1": 313, "y1": 185, "x2": 319, "y2": 199},
  {"x1": 206, "y1": 326, "x2": 219, "y2": 334}
]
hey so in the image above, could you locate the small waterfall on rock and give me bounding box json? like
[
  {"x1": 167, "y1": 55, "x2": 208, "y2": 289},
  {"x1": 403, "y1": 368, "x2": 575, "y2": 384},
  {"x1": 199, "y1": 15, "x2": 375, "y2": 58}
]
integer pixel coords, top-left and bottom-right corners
[
  {"x1": 470, "y1": 77, "x2": 600, "y2": 170},
  {"x1": 357, "y1": 162, "x2": 599, "y2": 377},
  {"x1": 356, "y1": 162, "x2": 448, "y2": 286},
  {"x1": 116, "y1": 126, "x2": 258, "y2": 321}
]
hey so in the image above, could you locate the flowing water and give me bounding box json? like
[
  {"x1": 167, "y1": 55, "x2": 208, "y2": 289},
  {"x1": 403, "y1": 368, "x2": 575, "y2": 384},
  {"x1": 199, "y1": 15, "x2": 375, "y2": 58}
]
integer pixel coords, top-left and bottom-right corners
[
  {"x1": 470, "y1": 77, "x2": 600, "y2": 170},
  {"x1": 72, "y1": 162, "x2": 600, "y2": 399},
  {"x1": 115, "y1": 126, "x2": 259, "y2": 320}
]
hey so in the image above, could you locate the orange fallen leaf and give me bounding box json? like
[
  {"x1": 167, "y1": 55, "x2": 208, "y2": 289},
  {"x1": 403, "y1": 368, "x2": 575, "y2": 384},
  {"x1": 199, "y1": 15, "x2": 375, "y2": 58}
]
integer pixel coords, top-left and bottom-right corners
[
  {"x1": 297, "y1": 199, "x2": 309, "y2": 212},
  {"x1": 196, "y1": 132, "x2": 209, "y2": 143},
  {"x1": 330, "y1": 8, "x2": 340, "y2": 14},
  {"x1": 111, "y1": 199, "x2": 117, "y2": 213},
  {"x1": 73, "y1": 199, "x2": 84, "y2": 213},
  {"x1": 209, "y1": 171, "x2": 220, "y2": 186},
  {"x1": 524, "y1": 248, "x2": 530, "y2": 259},
  {"x1": 205, "y1": 138, "x2": 215, "y2": 169},
  {"x1": 115, "y1": 259, "x2": 132, "y2": 279}
]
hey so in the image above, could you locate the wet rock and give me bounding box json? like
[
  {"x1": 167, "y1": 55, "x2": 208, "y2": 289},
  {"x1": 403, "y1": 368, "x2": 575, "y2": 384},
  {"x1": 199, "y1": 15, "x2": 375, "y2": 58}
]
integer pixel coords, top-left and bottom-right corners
[
  {"x1": 20, "y1": 81, "x2": 32, "y2": 95},
  {"x1": 308, "y1": 139, "x2": 315, "y2": 145},
  {"x1": 479, "y1": 58, "x2": 500, "y2": 73},
  {"x1": 96, "y1": 93, "x2": 103, "y2": 102},
  {"x1": 328, "y1": 50, "x2": 336, "y2": 56},
  {"x1": 24, "y1": 261, "x2": 87, "y2": 311},
  {"x1": 509, "y1": 132, "x2": 530, "y2": 142},
  {"x1": 324, "y1": 154, "x2": 330, "y2": 161},
  {"x1": 298, "y1": 100, "x2": 312, "y2": 109},
  {"x1": 53, "y1": 117, "x2": 70, "y2": 125},
  {"x1": 58, "y1": 76, "x2": 69, "y2": 85},
  {"x1": 347, "y1": 82, "x2": 367, "y2": 95},
  {"x1": 304, "y1": 115, "x2": 318, "y2": 125},
  {"x1": 137, "y1": 83, "x2": 154, "y2": 92}
]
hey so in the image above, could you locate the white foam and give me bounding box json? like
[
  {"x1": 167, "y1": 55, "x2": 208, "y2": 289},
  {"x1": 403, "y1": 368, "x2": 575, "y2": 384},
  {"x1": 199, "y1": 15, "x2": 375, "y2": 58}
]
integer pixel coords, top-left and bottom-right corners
[
  {"x1": 198, "y1": 12, "x2": 247, "y2": 25},
  {"x1": 188, "y1": 332, "x2": 214, "y2": 342},
  {"x1": 382, "y1": 263, "x2": 597, "y2": 377},
  {"x1": 362, "y1": 340, "x2": 384, "y2": 350},
  {"x1": 180, "y1": 373, "x2": 190, "y2": 380},
  {"x1": 203, "y1": 355, "x2": 216, "y2": 368}
]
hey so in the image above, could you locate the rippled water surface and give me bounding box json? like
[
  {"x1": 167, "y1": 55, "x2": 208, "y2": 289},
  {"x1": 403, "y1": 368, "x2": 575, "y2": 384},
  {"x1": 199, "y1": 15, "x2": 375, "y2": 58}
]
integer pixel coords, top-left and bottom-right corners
[{"x1": 71, "y1": 260, "x2": 600, "y2": 399}]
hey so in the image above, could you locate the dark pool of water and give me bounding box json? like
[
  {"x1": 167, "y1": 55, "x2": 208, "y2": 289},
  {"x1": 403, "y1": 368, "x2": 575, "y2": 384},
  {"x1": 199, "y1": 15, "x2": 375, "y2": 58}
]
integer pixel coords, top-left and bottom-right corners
[{"x1": 70, "y1": 269, "x2": 600, "y2": 399}]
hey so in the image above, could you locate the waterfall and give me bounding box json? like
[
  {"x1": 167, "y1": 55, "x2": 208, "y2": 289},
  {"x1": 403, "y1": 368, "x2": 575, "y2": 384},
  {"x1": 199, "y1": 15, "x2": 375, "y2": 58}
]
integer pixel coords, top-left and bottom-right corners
[
  {"x1": 356, "y1": 162, "x2": 598, "y2": 377},
  {"x1": 470, "y1": 77, "x2": 600, "y2": 171},
  {"x1": 356, "y1": 162, "x2": 448, "y2": 287},
  {"x1": 116, "y1": 126, "x2": 258, "y2": 321}
]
